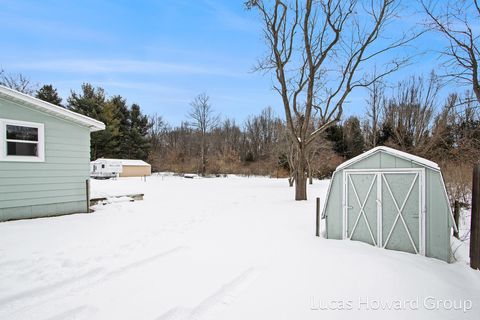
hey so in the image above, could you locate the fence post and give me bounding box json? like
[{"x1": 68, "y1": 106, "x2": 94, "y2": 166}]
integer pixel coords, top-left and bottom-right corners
[
  {"x1": 86, "y1": 179, "x2": 91, "y2": 214},
  {"x1": 471, "y1": 164, "x2": 480, "y2": 270},
  {"x1": 316, "y1": 197, "x2": 320, "y2": 237},
  {"x1": 453, "y1": 200, "x2": 460, "y2": 239}
]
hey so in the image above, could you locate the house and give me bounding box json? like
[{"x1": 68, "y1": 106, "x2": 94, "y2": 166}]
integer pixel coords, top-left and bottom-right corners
[
  {"x1": 323, "y1": 146, "x2": 457, "y2": 262},
  {"x1": 0, "y1": 85, "x2": 105, "y2": 222},
  {"x1": 94, "y1": 158, "x2": 151, "y2": 177}
]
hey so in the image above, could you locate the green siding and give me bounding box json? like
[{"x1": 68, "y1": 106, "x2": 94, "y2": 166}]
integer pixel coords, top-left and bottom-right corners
[
  {"x1": 0, "y1": 201, "x2": 86, "y2": 221},
  {"x1": 426, "y1": 169, "x2": 451, "y2": 262},
  {"x1": 324, "y1": 171, "x2": 343, "y2": 239},
  {"x1": 0, "y1": 96, "x2": 91, "y2": 221},
  {"x1": 0, "y1": 182, "x2": 85, "y2": 193},
  {"x1": 379, "y1": 153, "x2": 396, "y2": 168},
  {"x1": 348, "y1": 151, "x2": 418, "y2": 169},
  {"x1": 349, "y1": 152, "x2": 381, "y2": 169}
]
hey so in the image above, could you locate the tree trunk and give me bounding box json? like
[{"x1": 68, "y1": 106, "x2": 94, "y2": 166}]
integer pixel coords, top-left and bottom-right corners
[
  {"x1": 288, "y1": 176, "x2": 295, "y2": 187},
  {"x1": 453, "y1": 200, "x2": 460, "y2": 239},
  {"x1": 471, "y1": 164, "x2": 480, "y2": 270},
  {"x1": 200, "y1": 133, "x2": 206, "y2": 176},
  {"x1": 307, "y1": 159, "x2": 313, "y2": 185},
  {"x1": 295, "y1": 148, "x2": 307, "y2": 200}
]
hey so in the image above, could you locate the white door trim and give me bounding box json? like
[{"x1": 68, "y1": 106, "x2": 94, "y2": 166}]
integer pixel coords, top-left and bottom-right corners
[
  {"x1": 347, "y1": 174, "x2": 378, "y2": 246},
  {"x1": 343, "y1": 168, "x2": 426, "y2": 256},
  {"x1": 382, "y1": 172, "x2": 419, "y2": 254},
  {"x1": 377, "y1": 172, "x2": 383, "y2": 247}
]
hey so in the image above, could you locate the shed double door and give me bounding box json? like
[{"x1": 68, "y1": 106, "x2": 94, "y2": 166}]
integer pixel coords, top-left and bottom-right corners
[{"x1": 344, "y1": 169, "x2": 425, "y2": 255}]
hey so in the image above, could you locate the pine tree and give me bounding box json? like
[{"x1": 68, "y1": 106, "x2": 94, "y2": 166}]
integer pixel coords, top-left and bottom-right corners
[
  {"x1": 67, "y1": 84, "x2": 108, "y2": 159},
  {"x1": 35, "y1": 84, "x2": 63, "y2": 107},
  {"x1": 68, "y1": 83, "x2": 105, "y2": 119},
  {"x1": 343, "y1": 116, "x2": 365, "y2": 159},
  {"x1": 128, "y1": 104, "x2": 151, "y2": 160},
  {"x1": 107, "y1": 95, "x2": 130, "y2": 158},
  {"x1": 325, "y1": 117, "x2": 365, "y2": 159},
  {"x1": 67, "y1": 84, "x2": 151, "y2": 160},
  {"x1": 325, "y1": 124, "x2": 346, "y2": 156}
]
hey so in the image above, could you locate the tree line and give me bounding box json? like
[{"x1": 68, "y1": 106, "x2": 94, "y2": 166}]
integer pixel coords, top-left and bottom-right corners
[{"x1": 1, "y1": 67, "x2": 479, "y2": 204}]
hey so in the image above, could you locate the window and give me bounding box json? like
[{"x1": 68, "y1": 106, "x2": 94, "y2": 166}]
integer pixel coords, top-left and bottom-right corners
[{"x1": 1, "y1": 119, "x2": 44, "y2": 162}]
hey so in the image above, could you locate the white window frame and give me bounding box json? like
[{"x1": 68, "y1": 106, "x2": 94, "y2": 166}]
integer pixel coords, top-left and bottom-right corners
[{"x1": 0, "y1": 118, "x2": 45, "y2": 162}]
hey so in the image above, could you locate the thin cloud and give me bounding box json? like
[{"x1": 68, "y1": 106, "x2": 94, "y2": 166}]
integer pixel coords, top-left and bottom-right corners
[
  {"x1": 202, "y1": 0, "x2": 260, "y2": 32},
  {"x1": 0, "y1": 14, "x2": 114, "y2": 44},
  {"x1": 11, "y1": 59, "x2": 244, "y2": 78}
]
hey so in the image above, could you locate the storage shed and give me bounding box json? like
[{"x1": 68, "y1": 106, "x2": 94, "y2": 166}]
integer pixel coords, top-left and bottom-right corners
[
  {"x1": 323, "y1": 146, "x2": 457, "y2": 262},
  {"x1": 0, "y1": 85, "x2": 105, "y2": 222},
  {"x1": 96, "y1": 158, "x2": 151, "y2": 177}
]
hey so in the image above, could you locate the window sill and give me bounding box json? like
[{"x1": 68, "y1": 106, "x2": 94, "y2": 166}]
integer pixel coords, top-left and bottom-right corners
[{"x1": 0, "y1": 156, "x2": 45, "y2": 162}]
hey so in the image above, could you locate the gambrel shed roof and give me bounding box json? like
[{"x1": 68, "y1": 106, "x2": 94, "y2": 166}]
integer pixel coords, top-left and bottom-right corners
[{"x1": 337, "y1": 146, "x2": 440, "y2": 171}]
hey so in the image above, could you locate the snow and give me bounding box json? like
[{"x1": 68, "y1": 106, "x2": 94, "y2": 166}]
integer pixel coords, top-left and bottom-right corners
[
  {"x1": 96, "y1": 158, "x2": 150, "y2": 166},
  {"x1": 0, "y1": 175, "x2": 479, "y2": 320},
  {"x1": 452, "y1": 208, "x2": 472, "y2": 264},
  {"x1": 336, "y1": 146, "x2": 440, "y2": 170}
]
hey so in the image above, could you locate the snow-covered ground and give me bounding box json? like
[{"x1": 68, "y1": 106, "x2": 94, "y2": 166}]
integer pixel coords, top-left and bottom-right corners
[{"x1": 0, "y1": 175, "x2": 479, "y2": 320}]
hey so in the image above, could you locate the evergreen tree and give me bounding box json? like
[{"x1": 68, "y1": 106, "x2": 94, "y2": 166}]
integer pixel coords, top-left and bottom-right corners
[
  {"x1": 35, "y1": 84, "x2": 63, "y2": 106},
  {"x1": 325, "y1": 117, "x2": 365, "y2": 159},
  {"x1": 128, "y1": 104, "x2": 151, "y2": 160},
  {"x1": 107, "y1": 95, "x2": 130, "y2": 158},
  {"x1": 68, "y1": 83, "x2": 105, "y2": 119},
  {"x1": 99, "y1": 101, "x2": 122, "y2": 158},
  {"x1": 67, "y1": 84, "x2": 108, "y2": 159},
  {"x1": 325, "y1": 124, "x2": 346, "y2": 155},
  {"x1": 343, "y1": 116, "x2": 365, "y2": 159},
  {"x1": 67, "y1": 84, "x2": 151, "y2": 160}
]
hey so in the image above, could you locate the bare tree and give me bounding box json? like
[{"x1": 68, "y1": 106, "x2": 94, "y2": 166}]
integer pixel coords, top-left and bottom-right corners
[
  {"x1": 188, "y1": 93, "x2": 219, "y2": 176},
  {"x1": 365, "y1": 74, "x2": 386, "y2": 148},
  {"x1": 148, "y1": 114, "x2": 170, "y2": 171},
  {"x1": 244, "y1": 107, "x2": 282, "y2": 161},
  {"x1": 421, "y1": 0, "x2": 480, "y2": 103},
  {"x1": 431, "y1": 91, "x2": 480, "y2": 206},
  {"x1": 0, "y1": 69, "x2": 36, "y2": 94},
  {"x1": 246, "y1": 0, "x2": 418, "y2": 200},
  {"x1": 381, "y1": 73, "x2": 439, "y2": 154}
]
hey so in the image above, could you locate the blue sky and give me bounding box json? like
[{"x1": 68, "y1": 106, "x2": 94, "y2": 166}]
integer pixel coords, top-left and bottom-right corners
[{"x1": 0, "y1": 0, "x2": 453, "y2": 125}]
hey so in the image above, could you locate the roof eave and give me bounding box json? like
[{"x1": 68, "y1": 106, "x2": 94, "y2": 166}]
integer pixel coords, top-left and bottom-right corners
[
  {"x1": 89, "y1": 124, "x2": 106, "y2": 132},
  {"x1": 0, "y1": 85, "x2": 105, "y2": 132},
  {"x1": 335, "y1": 146, "x2": 440, "y2": 172}
]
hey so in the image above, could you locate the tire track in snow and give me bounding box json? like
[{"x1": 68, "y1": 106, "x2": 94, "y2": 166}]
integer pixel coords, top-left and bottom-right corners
[
  {"x1": 155, "y1": 267, "x2": 261, "y2": 320},
  {"x1": 102, "y1": 246, "x2": 185, "y2": 281},
  {"x1": 42, "y1": 305, "x2": 98, "y2": 320},
  {"x1": 0, "y1": 268, "x2": 105, "y2": 307},
  {"x1": 0, "y1": 246, "x2": 186, "y2": 317}
]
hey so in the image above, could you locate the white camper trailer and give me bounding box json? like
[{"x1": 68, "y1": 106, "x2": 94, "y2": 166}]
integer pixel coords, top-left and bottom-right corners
[{"x1": 90, "y1": 159, "x2": 123, "y2": 179}]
